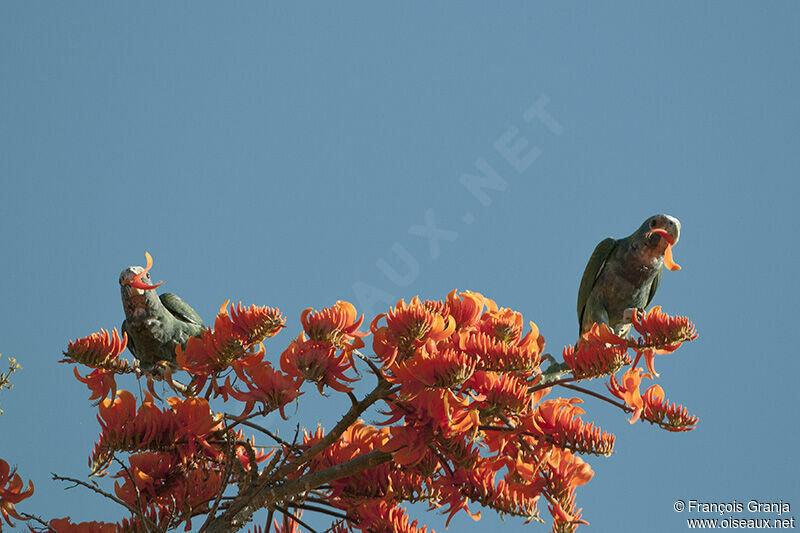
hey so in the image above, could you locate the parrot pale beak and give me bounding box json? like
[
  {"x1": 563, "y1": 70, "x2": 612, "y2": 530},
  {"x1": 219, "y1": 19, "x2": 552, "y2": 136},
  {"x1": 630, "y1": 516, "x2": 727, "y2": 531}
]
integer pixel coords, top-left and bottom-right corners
[
  {"x1": 123, "y1": 252, "x2": 164, "y2": 290},
  {"x1": 647, "y1": 228, "x2": 681, "y2": 271}
]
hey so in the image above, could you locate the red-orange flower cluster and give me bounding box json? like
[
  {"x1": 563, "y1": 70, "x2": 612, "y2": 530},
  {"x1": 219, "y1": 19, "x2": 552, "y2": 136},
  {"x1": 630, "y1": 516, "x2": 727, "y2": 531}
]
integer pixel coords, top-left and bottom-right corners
[
  {"x1": 641, "y1": 384, "x2": 699, "y2": 432},
  {"x1": 0, "y1": 458, "x2": 33, "y2": 531},
  {"x1": 435, "y1": 463, "x2": 543, "y2": 526},
  {"x1": 281, "y1": 301, "x2": 366, "y2": 393},
  {"x1": 631, "y1": 306, "x2": 698, "y2": 352},
  {"x1": 49, "y1": 509, "x2": 166, "y2": 533},
  {"x1": 281, "y1": 334, "x2": 357, "y2": 393},
  {"x1": 607, "y1": 367, "x2": 651, "y2": 424},
  {"x1": 301, "y1": 300, "x2": 366, "y2": 348},
  {"x1": 91, "y1": 390, "x2": 222, "y2": 474},
  {"x1": 353, "y1": 501, "x2": 433, "y2": 533},
  {"x1": 468, "y1": 370, "x2": 531, "y2": 415},
  {"x1": 607, "y1": 367, "x2": 698, "y2": 431},
  {"x1": 227, "y1": 360, "x2": 302, "y2": 418},
  {"x1": 177, "y1": 301, "x2": 284, "y2": 374},
  {"x1": 391, "y1": 345, "x2": 477, "y2": 393},
  {"x1": 72, "y1": 367, "x2": 118, "y2": 403},
  {"x1": 372, "y1": 297, "x2": 456, "y2": 367},
  {"x1": 113, "y1": 452, "x2": 223, "y2": 525},
  {"x1": 563, "y1": 337, "x2": 631, "y2": 380},
  {"x1": 524, "y1": 398, "x2": 615, "y2": 456},
  {"x1": 176, "y1": 301, "x2": 285, "y2": 395},
  {"x1": 62, "y1": 328, "x2": 130, "y2": 371},
  {"x1": 51, "y1": 288, "x2": 699, "y2": 533}
]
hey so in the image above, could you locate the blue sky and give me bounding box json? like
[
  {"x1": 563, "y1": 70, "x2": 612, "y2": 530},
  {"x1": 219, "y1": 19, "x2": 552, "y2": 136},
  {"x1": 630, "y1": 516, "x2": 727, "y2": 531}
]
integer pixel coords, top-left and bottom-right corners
[{"x1": 1, "y1": 3, "x2": 798, "y2": 532}]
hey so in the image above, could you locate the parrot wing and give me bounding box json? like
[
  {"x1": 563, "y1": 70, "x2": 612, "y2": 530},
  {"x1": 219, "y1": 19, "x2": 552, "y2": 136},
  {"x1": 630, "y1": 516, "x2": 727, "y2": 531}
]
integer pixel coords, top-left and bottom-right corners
[
  {"x1": 644, "y1": 264, "x2": 663, "y2": 310},
  {"x1": 121, "y1": 319, "x2": 136, "y2": 358},
  {"x1": 159, "y1": 293, "x2": 205, "y2": 328},
  {"x1": 577, "y1": 237, "x2": 617, "y2": 334}
]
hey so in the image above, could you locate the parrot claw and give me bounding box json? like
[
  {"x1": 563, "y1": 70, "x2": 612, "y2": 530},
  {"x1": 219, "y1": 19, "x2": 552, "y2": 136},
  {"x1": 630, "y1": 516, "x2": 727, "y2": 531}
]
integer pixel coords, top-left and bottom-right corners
[{"x1": 540, "y1": 352, "x2": 557, "y2": 365}]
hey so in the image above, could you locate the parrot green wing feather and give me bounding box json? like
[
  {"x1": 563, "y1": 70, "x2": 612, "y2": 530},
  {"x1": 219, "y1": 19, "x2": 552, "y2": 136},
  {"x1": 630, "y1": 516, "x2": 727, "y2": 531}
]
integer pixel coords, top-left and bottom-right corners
[
  {"x1": 577, "y1": 237, "x2": 617, "y2": 334},
  {"x1": 644, "y1": 264, "x2": 663, "y2": 310},
  {"x1": 121, "y1": 319, "x2": 136, "y2": 357},
  {"x1": 159, "y1": 293, "x2": 204, "y2": 327}
]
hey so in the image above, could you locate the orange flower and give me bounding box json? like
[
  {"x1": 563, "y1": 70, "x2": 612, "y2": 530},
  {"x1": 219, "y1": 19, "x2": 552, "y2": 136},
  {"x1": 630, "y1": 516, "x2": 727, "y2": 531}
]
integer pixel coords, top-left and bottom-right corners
[
  {"x1": 123, "y1": 251, "x2": 164, "y2": 290},
  {"x1": 382, "y1": 387, "x2": 480, "y2": 444},
  {"x1": 562, "y1": 340, "x2": 630, "y2": 380},
  {"x1": 307, "y1": 421, "x2": 391, "y2": 467},
  {"x1": 371, "y1": 297, "x2": 456, "y2": 367},
  {"x1": 229, "y1": 301, "x2": 286, "y2": 346},
  {"x1": 176, "y1": 301, "x2": 284, "y2": 383},
  {"x1": 381, "y1": 425, "x2": 434, "y2": 467},
  {"x1": 631, "y1": 306, "x2": 698, "y2": 353},
  {"x1": 545, "y1": 447, "x2": 594, "y2": 496},
  {"x1": 113, "y1": 452, "x2": 223, "y2": 521},
  {"x1": 47, "y1": 518, "x2": 120, "y2": 533},
  {"x1": 353, "y1": 501, "x2": 433, "y2": 533},
  {"x1": 456, "y1": 326, "x2": 542, "y2": 375},
  {"x1": 480, "y1": 307, "x2": 524, "y2": 344},
  {"x1": 0, "y1": 458, "x2": 33, "y2": 529},
  {"x1": 579, "y1": 322, "x2": 627, "y2": 347},
  {"x1": 301, "y1": 300, "x2": 366, "y2": 347},
  {"x1": 390, "y1": 345, "x2": 477, "y2": 393},
  {"x1": 231, "y1": 430, "x2": 272, "y2": 471},
  {"x1": 607, "y1": 367, "x2": 652, "y2": 424},
  {"x1": 226, "y1": 361, "x2": 302, "y2": 418},
  {"x1": 73, "y1": 367, "x2": 118, "y2": 403},
  {"x1": 62, "y1": 328, "x2": 130, "y2": 371},
  {"x1": 524, "y1": 398, "x2": 615, "y2": 456},
  {"x1": 91, "y1": 391, "x2": 223, "y2": 474},
  {"x1": 280, "y1": 334, "x2": 357, "y2": 393},
  {"x1": 548, "y1": 495, "x2": 589, "y2": 532},
  {"x1": 641, "y1": 384, "x2": 699, "y2": 432},
  {"x1": 647, "y1": 228, "x2": 681, "y2": 271},
  {"x1": 434, "y1": 467, "x2": 488, "y2": 526},
  {"x1": 444, "y1": 289, "x2": 488, "y2": 330},
  {"x1": 541, "y1": 450, "x2": 591, "y2": 531},
  {"x1": 467, "y1": 370, "x2": 531, "y2": 415}
]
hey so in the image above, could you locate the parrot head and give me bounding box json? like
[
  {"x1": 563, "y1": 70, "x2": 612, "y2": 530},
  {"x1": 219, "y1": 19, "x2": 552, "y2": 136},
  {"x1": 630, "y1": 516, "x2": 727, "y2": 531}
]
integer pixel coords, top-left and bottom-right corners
[
  {"x1": 637, "y1": 214, "x2": 681, "y2": 271},
  {"x1": 119, "y1": 252, "x2": 164, "y2": 297}
]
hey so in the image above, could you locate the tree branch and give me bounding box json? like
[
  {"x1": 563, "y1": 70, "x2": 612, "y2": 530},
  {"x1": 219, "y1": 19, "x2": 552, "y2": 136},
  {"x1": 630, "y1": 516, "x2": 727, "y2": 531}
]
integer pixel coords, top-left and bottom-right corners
[{"x1": 206, "y1": 378, "x2": 393, "y2": 532}]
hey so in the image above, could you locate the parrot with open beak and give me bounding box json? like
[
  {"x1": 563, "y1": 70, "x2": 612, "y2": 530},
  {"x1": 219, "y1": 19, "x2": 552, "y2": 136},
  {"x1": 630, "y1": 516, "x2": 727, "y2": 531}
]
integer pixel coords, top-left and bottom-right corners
[
  {"x1": 119, "y1": 252, "x2": 204, "y2": 372},
  {"x1": 577, "y1": 213, "x2": 682, "y2": 338}
]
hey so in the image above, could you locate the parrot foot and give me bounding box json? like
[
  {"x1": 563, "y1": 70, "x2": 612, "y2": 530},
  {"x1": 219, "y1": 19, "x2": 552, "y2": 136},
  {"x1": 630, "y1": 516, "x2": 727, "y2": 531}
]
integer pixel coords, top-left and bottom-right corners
[
  {"x1": 538, "y1": 360, "x2": 573, "y2": 386},
  {"x1": 622, "y1": 307, "x2": 638, "y2": 324}
]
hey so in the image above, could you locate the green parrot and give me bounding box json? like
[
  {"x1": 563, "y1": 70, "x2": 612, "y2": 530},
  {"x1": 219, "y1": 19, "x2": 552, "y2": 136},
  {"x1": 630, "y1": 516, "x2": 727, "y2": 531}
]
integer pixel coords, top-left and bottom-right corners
[
  {"x1": 577, "y1": 213, "x2": 681, "y2": 338},
  {"x1": 539, "y1": 214, "x2": 681, "y2": 385},
  {"x1": 119, "y1": 252, "x2": 204, "y2": 372}
]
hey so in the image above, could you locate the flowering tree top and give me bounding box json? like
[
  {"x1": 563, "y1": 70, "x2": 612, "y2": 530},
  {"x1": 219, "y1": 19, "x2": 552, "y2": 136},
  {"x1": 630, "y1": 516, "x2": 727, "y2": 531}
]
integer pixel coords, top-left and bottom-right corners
[{"x1": 3, "y1": 274, "x2": 698, "y2": 533}]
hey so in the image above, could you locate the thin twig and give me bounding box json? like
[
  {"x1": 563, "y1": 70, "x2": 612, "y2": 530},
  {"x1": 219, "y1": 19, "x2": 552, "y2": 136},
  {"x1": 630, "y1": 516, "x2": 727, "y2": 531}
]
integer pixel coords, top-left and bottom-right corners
[
  {"x1": 198, "y1": 435, "x2": 236, "y2": 533},
  {"x1": 428, "y1": 444, "x2": 454, "y2": 476},
  {"x1": 288, "y1": 502, "x2": 351, "y2": 522},
  {"x1": 352, "y1": 349, "x2": 388, "y2": 383},
  {"x1": 20, "y1": 513, "x2": 56, "y2": 532},
  {"x1": 274, "y1": 505, "x2": 318, "y2": 533},
  {"x1": 558, "y1": 383, "x2": 631, "y2": 412},
  {"x1": 112, "y1": 456, "x2": 150, "y2": 529},
  {"x1": 346, "y1": 391, "x2": 358, "y2": 406},
  {"x1": 51, "y1": 473, "x2": 155, "y2": 528}
]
